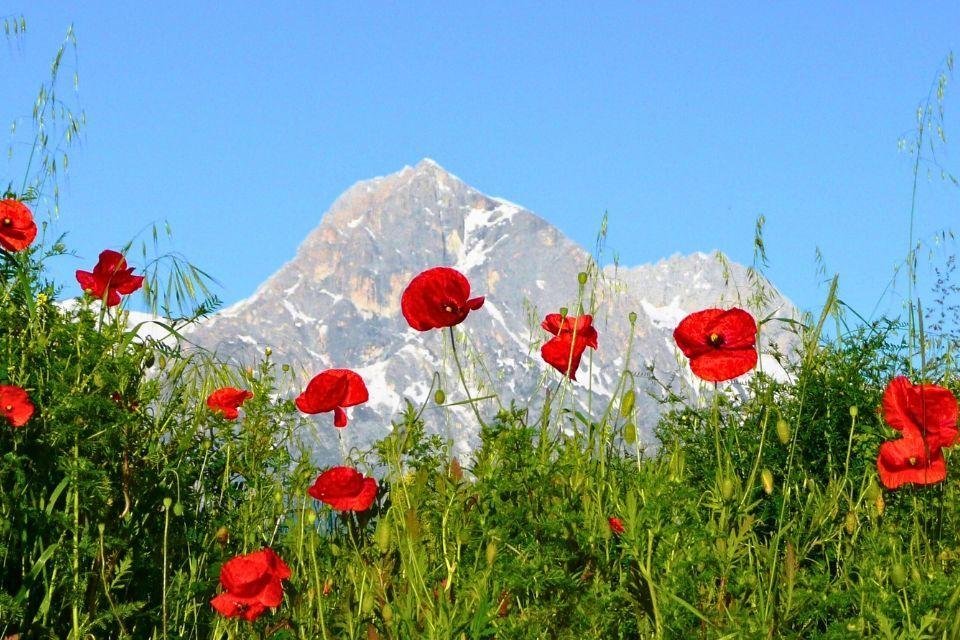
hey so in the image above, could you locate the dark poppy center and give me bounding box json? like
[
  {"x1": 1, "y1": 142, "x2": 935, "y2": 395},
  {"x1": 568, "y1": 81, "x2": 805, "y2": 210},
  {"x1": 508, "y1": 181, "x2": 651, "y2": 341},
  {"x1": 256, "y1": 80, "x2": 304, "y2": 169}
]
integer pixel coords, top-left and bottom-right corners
[
  {"x1": 1, "y1": 218, "x2": 10, "y2": 227},
  {"x1": 708, "y1": 332, "x2": 724, "y2": 347},
  {"x1": 442, "y1": 301, "x2": 460, "y2": 315},
  {"x1": 4, "y1": 405, "x2": 12, "y2": 412},
  {"x1": 908, "y1": 456, "x2": 917, "y2": 466}
]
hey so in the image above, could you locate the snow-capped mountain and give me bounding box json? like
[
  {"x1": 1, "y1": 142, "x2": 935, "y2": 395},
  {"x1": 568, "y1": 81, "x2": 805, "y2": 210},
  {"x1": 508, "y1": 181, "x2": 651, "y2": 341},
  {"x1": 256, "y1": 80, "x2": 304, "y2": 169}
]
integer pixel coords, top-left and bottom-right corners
[{"x1": 187, "y1": 159, "x2": 798, "y2": 463}]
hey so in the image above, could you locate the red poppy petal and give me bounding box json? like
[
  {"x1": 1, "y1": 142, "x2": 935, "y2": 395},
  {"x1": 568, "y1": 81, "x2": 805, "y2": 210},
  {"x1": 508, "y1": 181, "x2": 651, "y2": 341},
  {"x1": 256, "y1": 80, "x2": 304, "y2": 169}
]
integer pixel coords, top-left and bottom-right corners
[
  {"x1": 688, "y1": 347, "x2": 758, "y2": 382},
  {"x1": 114, "y1": 273, "x2": 145, "y2": 295},
  {"x1": 541, "y1": 336, "x2": 586, "y2": 380},
  {"x1": 710, "y1": 308, "x2": 757, "y2": 348},
  {"x1": 912, "y1": 384, "x2": 959, "y2": 448},
  {"x1": 877, "y1": 437, "x2": 947, "y2": 489},
  {"x1": 333, "y1": 406, "x2": 348, "y2": 428},
  {"x1": 541, "y1": 314, "x2": 564, "y2": 336},
  {"x1": 467, "y1": 296, "x2": 485, "y2": 310},
  {"x1": 337, "y1": 370, "x2": 369, "y2": 408},
  {"x1": 307, "y1": 467, "x2": 377, "y2": 511},
  {"x1": 881, "y1": 376, "x2": 915, "y2": 435},
  {"x1": 673, "y1": 308, "x2": 726, "y2": 358},
  {"x1": 210, "y1": 592, "x2": 245, "y2": 618},
  {"x1": 296, "y1": 371, "x2": 350, "y2": 414},
  {"x1": 578, "y1": 325, "x2": 599, "y2": 350},
  {"x1": 76, "y1": 270, "x2": 98, "y2": 294},
  {"x1": 256, "y1": 578, "x2": 285, "y2": 608},
  {"x1": 0, "y1": 385, "x2": 34, "y2": 428},
  {"x1": 219, "y1": 552, "x2": 273, "y2": 596},
  {"x1": 401, "y1": 267, "x2": 479, "y2": 330}
]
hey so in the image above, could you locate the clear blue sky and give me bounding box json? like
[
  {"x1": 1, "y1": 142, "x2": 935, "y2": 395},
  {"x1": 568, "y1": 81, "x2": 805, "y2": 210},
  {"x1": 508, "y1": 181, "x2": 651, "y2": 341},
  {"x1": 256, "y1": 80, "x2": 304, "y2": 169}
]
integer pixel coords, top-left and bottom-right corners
[{"x1": 4, "y1": 2, "x2": 959, "y2": 321}]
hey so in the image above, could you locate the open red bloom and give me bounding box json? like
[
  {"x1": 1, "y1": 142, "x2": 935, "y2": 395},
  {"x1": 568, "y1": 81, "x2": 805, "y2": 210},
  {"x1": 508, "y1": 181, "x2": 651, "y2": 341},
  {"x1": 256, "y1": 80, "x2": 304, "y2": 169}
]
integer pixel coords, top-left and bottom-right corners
[
  {"x1": 207, "y1": 387, "x2": 254, "y2": 420},
  {"x1": 210, "y1": 547, "x2": 291, "y2": 622},
  {"x1": 608, "y1": 516, "x2": 625, "y2": 536},
  {"x1": 76, "y1": 250, "x2": 145, "y2": 307},
  {"x1": 877, "y1": 435, "x2": 947, "y2": 490},
  {"x1": 540, "y1": 313, "x2": 598, "y2": 381},
  {"x1": 295, "y1": 369, "x2": 368, "y2": 428},
  {"x1": 881, "y1": 376, "x2": 958, "y2": 449},
  {"x1": 401, "y1": 266, "x2": 485, "y2": 331},
  {"x1": 673, "y1": 308, "x2": 758, "y2": 382},
  {"x1": 0, "y1": 199, "x2": 38, "y2": 252},
  {"x1": 307, "y1": 466, "x2": 378, "y2": 512},
  {"x1": 0, "y1": 385, "x2": 34, "y2": 428}
]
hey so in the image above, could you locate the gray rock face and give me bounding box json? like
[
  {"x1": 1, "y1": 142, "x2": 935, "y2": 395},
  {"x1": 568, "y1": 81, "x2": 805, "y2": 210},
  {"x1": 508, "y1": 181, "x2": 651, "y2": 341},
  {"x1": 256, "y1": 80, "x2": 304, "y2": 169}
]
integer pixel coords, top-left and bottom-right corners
[{"x1": 187, "y1": 159, "x2": 799, "y2": 463}]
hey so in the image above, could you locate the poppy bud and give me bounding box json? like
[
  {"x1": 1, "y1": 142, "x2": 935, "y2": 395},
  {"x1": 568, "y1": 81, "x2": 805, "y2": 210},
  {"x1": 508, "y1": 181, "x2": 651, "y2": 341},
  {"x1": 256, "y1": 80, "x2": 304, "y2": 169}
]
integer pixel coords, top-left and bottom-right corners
[
  {"x1": 776, "y1": 419, "x2": 791, "y2": 444},
  {"x1": 844, "y1": 511, "x2": 857, "y2": 535},
  {"x1": 381, "y1": 603, "x2": 393, "y2": 623},
  {"x1": 172, "y1": 502, "x2": 184, "y2": 517},
  {"x1": 628, "y1": 310, "x2": 637, "y2": 324},
  {"x1": 361, "y1": 592, "x2": 375, "y2": 615},
  {"x1": 720, "y1": 478, "x2": 735, "y2": 501},
  {"x1": 163, "y1": 497, "x2": 173, "y2": 510},
  {"x1": 376, "y1": 518, "x2": 392, "y2": 552},
  {"x1": 282, "y1": 363, "x2": 290, "y2": 372},
  {"x1": 577, "y1": 271, "x2": 588, "y2": 285},
  {"x1": 559, "y1": 306, "x2": 568, "y2": 317},
  {"x1": 761, "y1": 469, "x2": 774, "y2": 495},
  {"x1": 623, "y1": 422, "x2": 637, "y2": 444},
  {"x1": 890, "y1": 563, "x2": 907, "y2": 588},
  {"x1": 215, "y1": 526, "x2": 230, "y2": 546},
  {"x1": 158, "y1": 355, "x2": 167, "y2": 370},
  {"x1": 849, "y1": 405, "x2": 858, "y2": 418},
  {"x1": 620, "y1": 389, "x2": 635, "y2": 417},
  {"x1": 486, "y1": 540, "x2": 498, "y2": 567},
  {"x1": 264, "y1": 347, "x2": 272, "y2": 357},
  {"x1": 434, "y1": 389, "x2": 445, "y2": 405}
]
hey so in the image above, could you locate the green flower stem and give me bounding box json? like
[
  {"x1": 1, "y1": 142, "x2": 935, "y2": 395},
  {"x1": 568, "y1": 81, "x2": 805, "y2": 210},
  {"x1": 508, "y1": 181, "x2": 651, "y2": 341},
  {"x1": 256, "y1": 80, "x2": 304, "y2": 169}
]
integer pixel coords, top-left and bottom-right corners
[{"x1": 447, "y1": 326, "x2": 485, "y2": 429}]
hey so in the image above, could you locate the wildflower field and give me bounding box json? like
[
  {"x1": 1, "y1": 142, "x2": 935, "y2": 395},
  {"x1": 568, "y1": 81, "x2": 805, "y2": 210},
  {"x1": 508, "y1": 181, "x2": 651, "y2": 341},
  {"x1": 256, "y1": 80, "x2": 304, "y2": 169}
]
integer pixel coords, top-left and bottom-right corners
[{"x1": 3, "y1": 21, "x2": 960, "y2": 640}]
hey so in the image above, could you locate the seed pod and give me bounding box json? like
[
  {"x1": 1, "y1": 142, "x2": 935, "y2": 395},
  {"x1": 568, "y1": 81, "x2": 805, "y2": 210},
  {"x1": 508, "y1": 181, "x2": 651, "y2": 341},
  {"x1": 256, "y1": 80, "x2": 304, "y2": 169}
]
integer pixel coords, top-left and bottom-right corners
[
  {"x1": 381, "y1": 603, "x2": 393, "y2": 624},
  {"x1": 162, "y1": 497, "x2": 173, "y2": 509},
  {"x1": 264, "y1": 347, "x2": 272, "y2": 357},
  {"x1": 628, "y1": 311, "x2": 637, "y2": 324},
  {"x1": 486, "y1": 540, "x2": 498, "y2": 567},
  {"x1": 761, "y1": 469, "x2": 774, "y2": 495},
  {"x1": 559, "y1": 306, "x2": 568, "y2": 317},
  {"x1": 434, "y1": 388, "x2": 446, "y2": 405},
  {"x1": 172, "y1": 502, "x2": 185, "y2": 517},
  {"x1": 620, "y1": 389, "x2": 635, "y2": 417},
  {"x1": 282, "y1": 363, "x2": 290, "y2": 372},
  {"x1": 578, "y1": 271, "x2": 588, "y2": 285},
  {"x1": 215, "y1": 526, "x2": 230, "y2": 546},
  {"x1": 623, "y1": 422, "x2": 637, "y2": 445},
  {"x1": 776, "y1": 419, "x2": 791, "y2": 444},
  {"x1": 849, "y1": 405, "x2": 858, "y2": 418}
]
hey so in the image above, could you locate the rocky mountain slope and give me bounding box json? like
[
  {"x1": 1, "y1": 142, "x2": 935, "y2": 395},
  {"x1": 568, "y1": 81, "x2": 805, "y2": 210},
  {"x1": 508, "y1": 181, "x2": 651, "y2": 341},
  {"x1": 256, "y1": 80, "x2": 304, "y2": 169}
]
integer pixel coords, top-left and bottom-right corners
[{"x1": 187, "y1": 159, "x2": 798, "y2": 463}]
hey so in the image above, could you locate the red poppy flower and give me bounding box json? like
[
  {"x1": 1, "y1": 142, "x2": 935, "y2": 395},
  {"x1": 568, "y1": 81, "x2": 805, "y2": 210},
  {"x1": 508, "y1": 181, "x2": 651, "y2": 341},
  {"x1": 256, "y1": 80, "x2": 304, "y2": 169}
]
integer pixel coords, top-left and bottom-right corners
[
  {"x1": 0, "y1": 385, "x2": 34, "y2": 428},
  {"x1": 0, "y1": 199, "x2": 38, "y2": 252},
  {"x1": 210, "y1": 547, "x2": 291, "y2": 622},
  {"x1": 295, "y1": 369, "x2": 368, "y2": 428},
  {"x1": 75, "y1": 250, "x2": 145, "y2": 307},
  {"x1": 881, "y1": 376, "x2": 958, "y2": 449},
  {"x1": 876, "y1": 435, "x2": 947, "y2": 490},
  {"x1": 207, "y1": 387, "x2": 254, "y2": 420},
  {"x1": 608, "y1": 516, "x2": 625, "y2": 536},
  {"x1": 401, "y1": 266, "x2": 485, "y2": 331},
  {"x1": 673, "y1": 308, "x2": 758, "y2": 382},
  {"x1": 307, "y1": 466, "x2": 378, "y2": 512},
  {"x1": 540, "y1": 313, "x2": 598, "y2": 381}
]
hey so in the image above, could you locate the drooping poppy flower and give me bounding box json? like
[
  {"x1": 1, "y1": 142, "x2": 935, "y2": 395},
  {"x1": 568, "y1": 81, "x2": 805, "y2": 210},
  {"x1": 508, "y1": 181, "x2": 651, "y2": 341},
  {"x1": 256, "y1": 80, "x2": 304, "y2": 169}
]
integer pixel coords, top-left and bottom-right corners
[
  {"x1": 608, "y1": 516, "x2": 625, "y2": 536},
  {"x1": 206, "y1": 387, "x2": 254, "y2": 420},
  {"x1": 401, "y1": 266, "x2": 485, "y2": 331},
  {"x1": 876, "y1": 435, "x2": 947, "y2": 490},
  {"x1": 881, "y1": 376, "x2": 958, "y2": 449},
  {"x1": 75, "y1": 250, "x2": 145, "y2": 307},
  {"x1": 0, "y1": 199, "x2": 38, "y2": 252},
  {"x1": 307, "y1": 466, "x2": 378, "y2": 512},
  {"x1": 210, "y1": 547, "x2": 291, "y2": 622},
  {"x1": 673, "y1": 308, "x2": 758, "y2": 382},
  {"x1": 0, "y1": 385, "x2": 34, "y2": 428},
  {"x1": 540, "y1": 313, "x2": 598, "y2": 381},
  {"x1": 295, "y1": 369, "x2": 368, "y2": 428}
]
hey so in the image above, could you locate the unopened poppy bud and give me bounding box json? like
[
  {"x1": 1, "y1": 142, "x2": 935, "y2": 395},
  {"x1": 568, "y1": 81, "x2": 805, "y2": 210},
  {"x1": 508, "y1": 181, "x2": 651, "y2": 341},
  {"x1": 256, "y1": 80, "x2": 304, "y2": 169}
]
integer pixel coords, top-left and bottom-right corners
[
  {"x1": 849, "y1": 405, "x2": 858, "y2": 418},
  {"x1": 434, "y1": 389, "x2": 445, "y2": 405},
  {"x1": 381, "y1": 603, "x2": 393, "y2": 623},
  {"x1": 776, "y1": 419, "x2": 791, "y2": 444},
  {"x1": 761, "y1": 469, "x2": 774, "y2": 494},
  {"x1": 172, "y1": 502, "x2": 184, "y2": 517},
  {"x1": 215, "y1": 526, "x2": 230, "y2": 545},
  {"x1": 890, "y1": 563, "x2": 907, "y2": 588},
  {"x1": 577, "y1": 271, "x2": 588, "y2": 285},
  {"x1": 623, "y1": 422, "x2": 637, "y2": 444},
  {"x1": 559, "y1": 306, "x2": 568, "y2": 317},
  {"x1": 361, "y1": 592, "x2": 375, "y2": 615},
  {"x1": 486, "y1": 540, "x2": 498, "y2": 566},
  {"x1": 844, "y1": 511, "x2": 857, "y2": 535},
  {"x1": 158, "y1": 355, "x2": 167, "y2": 370},
  {"x1": 628, "y1": 311, "x2": 637, "y2": 324},
  {"x1": 281, "y1": 363, "x2": 290, "y2": 372},
  {"x1": 162, "y1": 497, "x2": 173, "y2": 509},
  {"x1": 376, "y1": 518, "x2": 392, "y2": 552},
  {"x1": 264, "y1": 347, "x2": 272, "y2": 357},
  {"x1": 620, "y1": 389, "x2": 635, "y2": 417}
]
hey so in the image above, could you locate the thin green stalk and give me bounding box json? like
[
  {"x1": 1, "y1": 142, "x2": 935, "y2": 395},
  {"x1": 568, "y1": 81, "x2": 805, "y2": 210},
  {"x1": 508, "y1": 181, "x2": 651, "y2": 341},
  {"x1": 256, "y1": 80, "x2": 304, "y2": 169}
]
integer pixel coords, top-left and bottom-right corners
[{"x1": 447, "y1": 327, "x2": 485, "y2": 428}]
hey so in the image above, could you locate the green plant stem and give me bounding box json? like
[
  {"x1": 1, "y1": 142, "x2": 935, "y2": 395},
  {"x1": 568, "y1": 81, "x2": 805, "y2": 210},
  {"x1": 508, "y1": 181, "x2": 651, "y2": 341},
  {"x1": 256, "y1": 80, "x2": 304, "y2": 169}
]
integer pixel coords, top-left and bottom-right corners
[{"x1": 447, "y1": 326, "x2": 485, "y2": 429}]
